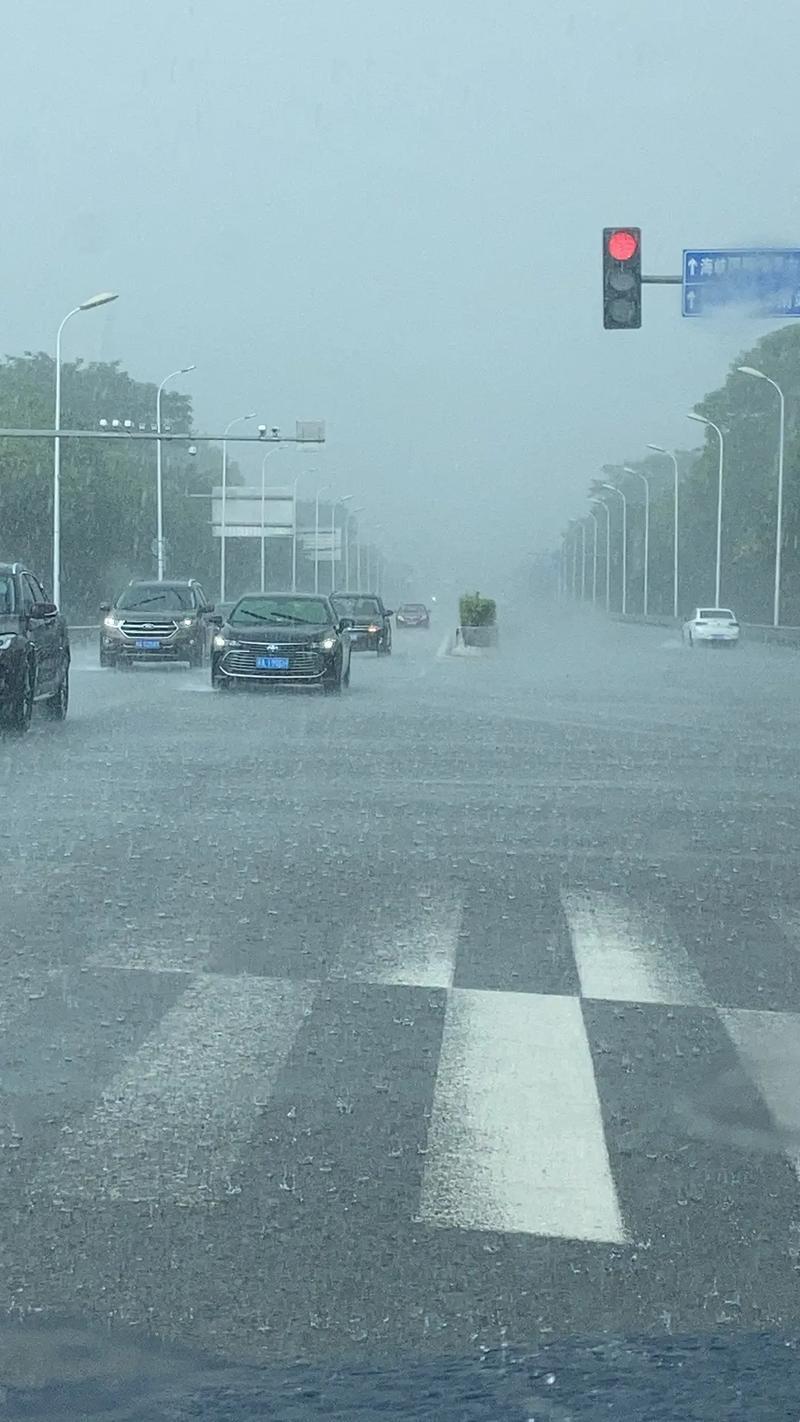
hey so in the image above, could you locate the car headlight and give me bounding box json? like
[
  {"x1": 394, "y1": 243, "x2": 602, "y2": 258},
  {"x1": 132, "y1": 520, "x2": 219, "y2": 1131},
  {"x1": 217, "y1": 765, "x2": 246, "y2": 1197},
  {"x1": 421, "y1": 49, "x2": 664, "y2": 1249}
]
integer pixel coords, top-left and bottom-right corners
[
  {"x1": 319, "y1": 635, "x2": 337, "y2": 651},
  {"x1": 367, "y1": 624, "x2": 380, "y2": 633},
  {"x1": 213, "y1": 633, "x2": 228, "y2": 650},
  {"x1": 103, "y1": 615, "x2": 122, "y2": 629},
  {"x1": 180, "y1": 617, "x2": 194, "y2": 628},
  {"x1": 0, "y1": 633, "x2": 15, "y2": 652}
]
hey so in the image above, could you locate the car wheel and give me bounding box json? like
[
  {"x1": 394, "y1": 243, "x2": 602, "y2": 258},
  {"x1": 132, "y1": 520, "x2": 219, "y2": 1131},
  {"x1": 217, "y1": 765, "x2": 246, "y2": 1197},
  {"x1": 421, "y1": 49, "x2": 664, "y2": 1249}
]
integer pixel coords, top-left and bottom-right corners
[
  {"x1": 343, "y1": 663, "x2": 351, "y2": 688},
  {"x1": 323, "y1": 672, "x2": 343, "y2": 695},
  {"x1": 189, "y1": 641, "x2": 204, "y2": 669},
  {"x1": 43, "y1": 663, "x2": 69, "y2": 720},
  {"x1": 1, "y1": 659, "x2": 34, "y2": 734},
  {"x1": 99, "y1": 647, "x2": 114, "y2": 669}
]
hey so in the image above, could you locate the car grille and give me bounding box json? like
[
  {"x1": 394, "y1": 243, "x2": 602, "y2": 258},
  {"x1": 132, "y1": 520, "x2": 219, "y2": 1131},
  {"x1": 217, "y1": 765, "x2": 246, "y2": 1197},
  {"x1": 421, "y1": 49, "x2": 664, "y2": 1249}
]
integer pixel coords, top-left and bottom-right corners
[
  {"x1": 221, "y1": 646, "x2": 325, "y2": 678},
  {"x1": 120, "y1": 619, "x2": 179, "y2": 638}
]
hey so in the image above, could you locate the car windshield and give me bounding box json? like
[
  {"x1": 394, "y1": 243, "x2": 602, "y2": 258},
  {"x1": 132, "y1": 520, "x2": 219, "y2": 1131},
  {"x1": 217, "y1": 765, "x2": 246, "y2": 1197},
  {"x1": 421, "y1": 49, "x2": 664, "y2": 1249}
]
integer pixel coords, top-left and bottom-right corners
[
  {"x1": 0, "y1": 575, "x2": 15, "y2": 613},
  {"x1": 116, "y1": 585, "x2": 195, "y2": 611},
  {"x1": 229, "y1": 596, "x2": 332, "y2": 626},
  {"x1": 10, "y1": 5, "x2": 800, "y2": 1412},
  {"x1": 332, "y1": 596, "x2": 381, "y2": 618}
]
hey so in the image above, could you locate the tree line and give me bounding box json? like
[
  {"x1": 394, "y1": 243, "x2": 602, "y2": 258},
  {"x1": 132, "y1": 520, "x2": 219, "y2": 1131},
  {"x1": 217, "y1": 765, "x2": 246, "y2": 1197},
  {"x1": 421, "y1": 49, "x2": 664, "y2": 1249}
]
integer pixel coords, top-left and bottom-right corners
[{"x1": 577, "y1": 323, "x2": 800, "y2": 625}]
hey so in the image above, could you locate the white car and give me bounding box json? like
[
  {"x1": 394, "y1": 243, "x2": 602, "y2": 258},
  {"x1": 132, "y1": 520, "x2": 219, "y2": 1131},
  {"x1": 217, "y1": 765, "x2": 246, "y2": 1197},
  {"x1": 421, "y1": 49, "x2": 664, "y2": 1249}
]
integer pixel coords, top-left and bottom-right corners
[{"x1": 683, "y1": 607, "x2": 740, "y2": 647}]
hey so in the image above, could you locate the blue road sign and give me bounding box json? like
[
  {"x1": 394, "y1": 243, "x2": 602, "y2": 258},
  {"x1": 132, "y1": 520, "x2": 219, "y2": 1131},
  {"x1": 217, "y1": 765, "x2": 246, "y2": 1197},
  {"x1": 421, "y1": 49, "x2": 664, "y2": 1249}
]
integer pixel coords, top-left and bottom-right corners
[{"x1": 683, "y1": 249, "x2": 800, "y2": 317}]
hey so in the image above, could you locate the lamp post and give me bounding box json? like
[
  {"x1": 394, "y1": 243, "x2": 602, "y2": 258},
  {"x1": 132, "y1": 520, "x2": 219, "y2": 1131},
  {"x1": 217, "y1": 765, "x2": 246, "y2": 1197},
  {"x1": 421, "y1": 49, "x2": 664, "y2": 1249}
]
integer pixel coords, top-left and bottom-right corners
[
  {"x1": 592, "y1": 500, "x2": 611, "y2": 612},
  {"x1": 314, "y1": 485, "x2": 330, "y2": 593},
  {"x1": 624, "y1": 465, "x2": 650, "y2": 616},
  {"x1": 580, "y1": 519, "x2": 587, "y2": 600},
  {"x1": 345, "y1": 506, "x2": 364, "y2": 590},
  {"x1": 156, "y1": 365, "x2": 195, "y2": 581},
  {"x1": 601, "y1": 483, "x2": 627, "y2": 615},
  {"x1": 53, "y1": 291, "x2": 118, "y2": 605},
  {"x1": 647, "y1": 444, "x2": 680, "y2": 619},
  {"x1": 588, "y1": 509, "x2": 599, "y2": 607},
  {"x1": 331, "y1": 495, "x2": 352, "y2": 593},
  {"x1": 687, "y1": 412, "x2": 725, "y2": 609},
  {"x1": 736, "y1": 366, "x2": 786, "y2": 627},
  {"x1": 291, "y1": 476, "x2": 300, "y2": 592},
  {"x1": 259, "y1": 448, "x2": 276, "y2": 593},
  {"x1": 220, "y1": 411, "x2": 256, "y2": 604}
]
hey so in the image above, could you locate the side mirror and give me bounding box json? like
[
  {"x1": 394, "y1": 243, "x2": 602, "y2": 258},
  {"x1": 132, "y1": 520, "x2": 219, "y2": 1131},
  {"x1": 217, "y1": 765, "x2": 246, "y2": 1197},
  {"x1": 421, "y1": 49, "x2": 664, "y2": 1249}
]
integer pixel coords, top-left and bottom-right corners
[
  {"x1": 338, "y1": 618, "x2": 354, "y2": 632},
  {"x1": 99, "y1": 602, "x2": 111, "y2": 614},
  {"x1": 205, "y1": 603, "x2": 215, "y2": 614},
  {"x1": 208, "y1": 613, "x2": 223, "y2": 627},
  {"x1": 31, "y1": 601, "x2": 58, "y2": 620},
  {"x1": 384, "y1": 609, "x2": 395, "y2": 618}
]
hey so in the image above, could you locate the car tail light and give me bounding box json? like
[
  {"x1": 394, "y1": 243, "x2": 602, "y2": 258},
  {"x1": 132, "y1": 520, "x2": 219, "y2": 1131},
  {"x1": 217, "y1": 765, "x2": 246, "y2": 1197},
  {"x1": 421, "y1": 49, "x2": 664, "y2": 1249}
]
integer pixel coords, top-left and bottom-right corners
[{"x1": 367, "y1": 624, "x2": 379, "y2": 633}]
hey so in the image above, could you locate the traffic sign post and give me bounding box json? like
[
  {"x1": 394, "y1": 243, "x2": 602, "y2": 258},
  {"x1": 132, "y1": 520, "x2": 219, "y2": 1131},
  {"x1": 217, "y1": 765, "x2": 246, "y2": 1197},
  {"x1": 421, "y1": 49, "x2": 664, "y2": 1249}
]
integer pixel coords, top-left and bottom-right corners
[{"x1": 683, "y1": 248, "x2": 800, "y2": 318}]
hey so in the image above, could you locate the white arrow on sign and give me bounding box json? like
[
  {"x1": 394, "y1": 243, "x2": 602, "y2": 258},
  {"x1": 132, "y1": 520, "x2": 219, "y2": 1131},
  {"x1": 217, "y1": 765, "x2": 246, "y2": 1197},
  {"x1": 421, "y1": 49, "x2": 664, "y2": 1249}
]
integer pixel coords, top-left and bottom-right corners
[
  {"x1": 686, "y1": 290, "x2": 697, "y2": 310},
  {"x1": 687, "y1": 257, "x2": 698, "y2": 276}
]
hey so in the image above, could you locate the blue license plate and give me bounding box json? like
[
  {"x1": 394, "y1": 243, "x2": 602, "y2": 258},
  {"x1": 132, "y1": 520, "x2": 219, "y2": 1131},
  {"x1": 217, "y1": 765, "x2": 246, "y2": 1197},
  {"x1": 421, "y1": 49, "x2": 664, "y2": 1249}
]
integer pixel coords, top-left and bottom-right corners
[
  {"x1": 136, "y1": 638, "x2": 161, "y2": 650},
  {"x1": 256, "y1": 656, "x2": 290, "y2": 670}
]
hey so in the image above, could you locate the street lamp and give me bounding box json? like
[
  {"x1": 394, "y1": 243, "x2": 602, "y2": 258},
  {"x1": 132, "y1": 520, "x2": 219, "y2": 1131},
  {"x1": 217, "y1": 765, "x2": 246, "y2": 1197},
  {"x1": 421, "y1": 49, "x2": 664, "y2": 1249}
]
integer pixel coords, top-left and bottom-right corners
[
  {"x1": 624, "y1": 465, "x2": 650, "y2": 617},
  {"x1": 313, "y1": 485, "x2": 330, "y2": 593},
  {"x1": 331, "y1": 495, "x2": 352, "y2": 593},
  {"x1": 291, "y1": 476, "x2": 300, "y2": 592},
  {"x1": 601, "y1": 483, "x2": 627, "y2": 615},
  {"x1": 345, "y1": 506, "x2": 365, "y2": 590},
  {"x1": 53, "y1": 290, "x2": 118, "y2": 605},
  {"x1": 592, "y1": 499, "x2": 611, "y2": 613},
  {"x1": 220, "y1": 411, "x2": 256, "y2": 604},
  {"x1": 588, "y1": 508, "x2": 599, "y2": 607},
  {"x1": 736, "y1": 366, "x2": 786, "y2": 627},
  {"x1": 259, "y1": 448, "x2": 276, "y2": 593},
  {"x1": 156, "y1": 364, "x2": 195, "y2": 581},
  {"x1": 580, "y1": 519, "x2": 587, "y2": 601},
  {"x1": 647, "y1": 444, "x2": 680, "y2": 620},
  {"x1": 687, "y1": 412, "x2": 725, "y2": 608},
  {"x1": 569, "y1": 521, "x2": 579, "y2": 598}
]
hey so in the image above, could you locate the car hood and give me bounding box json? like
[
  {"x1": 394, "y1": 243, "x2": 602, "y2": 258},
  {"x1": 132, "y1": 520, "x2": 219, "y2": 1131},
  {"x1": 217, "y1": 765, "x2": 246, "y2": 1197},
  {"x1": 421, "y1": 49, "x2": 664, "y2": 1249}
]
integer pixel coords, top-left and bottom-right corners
[
  {"x1": 2, "y1": 1321, "x2": 798, "y2": 1420},
  {"x1": 222, "y1": 621, "x2": 334, "y2": 644},
  {"x1": 115, "y1": 610, "x2": 195, "y2": 622}
]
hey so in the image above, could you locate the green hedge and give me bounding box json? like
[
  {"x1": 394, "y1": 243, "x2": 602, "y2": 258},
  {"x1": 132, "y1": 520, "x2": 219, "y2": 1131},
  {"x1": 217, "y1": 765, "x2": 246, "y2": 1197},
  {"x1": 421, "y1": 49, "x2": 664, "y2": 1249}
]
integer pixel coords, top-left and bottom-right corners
[{"x1": 459, "y1": 592, "x2": 496, "y2": 627}]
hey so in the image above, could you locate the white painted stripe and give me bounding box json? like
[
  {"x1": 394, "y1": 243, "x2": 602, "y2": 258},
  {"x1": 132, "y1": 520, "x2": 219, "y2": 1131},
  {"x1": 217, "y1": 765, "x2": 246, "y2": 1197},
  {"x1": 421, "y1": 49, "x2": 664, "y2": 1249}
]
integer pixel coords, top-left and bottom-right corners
[
  {"x1": 333, "y1": 892, "x2": 461, "y2": 989},
  {"x1": 563, "y1": 890, "x2": 711, "y2": 1006},
  {"x1": 418, "y1": 989, "x2": 627, "y2": 1242},
  {"x1": 36, "y1": 975, "x2": 315, "y2": 1204},
  {"x1": 720, "y1": 1008, "x2": 800, "y2": 1178}
]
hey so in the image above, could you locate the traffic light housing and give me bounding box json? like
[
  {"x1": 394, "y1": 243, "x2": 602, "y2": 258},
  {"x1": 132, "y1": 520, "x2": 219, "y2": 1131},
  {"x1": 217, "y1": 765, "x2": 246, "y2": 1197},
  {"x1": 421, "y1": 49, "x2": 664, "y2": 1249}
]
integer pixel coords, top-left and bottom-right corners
[{"x1": 603, "y1": 227, "x2": 641, "y2": 329}]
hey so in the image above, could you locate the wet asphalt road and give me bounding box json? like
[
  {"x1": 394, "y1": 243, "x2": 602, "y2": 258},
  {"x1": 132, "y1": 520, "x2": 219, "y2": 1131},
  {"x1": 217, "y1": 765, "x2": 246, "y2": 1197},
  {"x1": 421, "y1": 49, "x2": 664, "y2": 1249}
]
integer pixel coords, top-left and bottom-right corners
[{"x1": 2, "y1": 610, "x2": 800, "y2": 1370}]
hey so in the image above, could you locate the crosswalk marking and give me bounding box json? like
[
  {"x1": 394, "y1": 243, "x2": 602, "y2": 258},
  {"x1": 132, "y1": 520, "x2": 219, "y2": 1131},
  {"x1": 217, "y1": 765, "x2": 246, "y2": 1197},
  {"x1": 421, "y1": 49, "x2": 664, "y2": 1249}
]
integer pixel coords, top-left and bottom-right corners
[
  {"x1": 418, "y1": 989, "x2": 627, "y2": 1242},
  {"x1": 720, "y1": 1008, "x2": 800, "y2": 1179},
  {"x1": 331, "y1": 891, "x2": 461, "y2": 988},
  {"x1": 562, "y1": 890, "x2": 711, "y2": 1006},
  {"x1": 35, "y1": 975, "x2": 316, "y2": 1204}
]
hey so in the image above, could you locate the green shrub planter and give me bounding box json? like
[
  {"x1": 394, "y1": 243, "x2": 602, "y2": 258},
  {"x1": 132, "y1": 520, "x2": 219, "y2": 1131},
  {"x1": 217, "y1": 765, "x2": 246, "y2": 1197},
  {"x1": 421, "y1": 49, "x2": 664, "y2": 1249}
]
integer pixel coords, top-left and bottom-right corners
[{"x1": 458, "y1": 592, "x2": 498, "y2": 648}]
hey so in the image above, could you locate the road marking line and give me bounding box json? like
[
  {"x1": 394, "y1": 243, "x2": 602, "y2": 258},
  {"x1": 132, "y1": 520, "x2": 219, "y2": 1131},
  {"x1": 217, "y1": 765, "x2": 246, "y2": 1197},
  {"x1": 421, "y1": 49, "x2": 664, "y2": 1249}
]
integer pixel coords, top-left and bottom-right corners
[
  {"x1": 720, "y1": 1008, "x2": 800, "y2": 1179},
  {"x1": 35, "y1": 975, "x2": 315, "y2": 1204},
  {"x1": 332, "y1": 893, "x2": 461, "y2": 988},
  {"x1": 562, "y1": 890, "x2": 711, "y2": 1006},
  {"x1": 418, "y1": 988, "x2": 627, "y2": 1241}
]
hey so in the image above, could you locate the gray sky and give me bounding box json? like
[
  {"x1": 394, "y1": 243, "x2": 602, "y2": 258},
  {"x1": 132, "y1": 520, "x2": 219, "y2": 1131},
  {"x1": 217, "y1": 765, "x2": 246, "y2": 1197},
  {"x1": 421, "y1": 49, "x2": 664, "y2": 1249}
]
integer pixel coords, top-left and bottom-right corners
[{"x1": 3, "y1": 0, "x2": 799, "y2": 593}]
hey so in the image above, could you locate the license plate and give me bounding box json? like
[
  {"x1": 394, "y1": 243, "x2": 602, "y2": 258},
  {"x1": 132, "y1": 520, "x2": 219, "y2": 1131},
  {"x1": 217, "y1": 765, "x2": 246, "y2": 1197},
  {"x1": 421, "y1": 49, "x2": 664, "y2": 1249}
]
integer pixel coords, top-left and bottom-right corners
[
  {"x1": 256, "y1": 656, "x2": 290, "y2": 670},
  {"x1": 136, "y1": 638, "x2": 161, "y2": 650}
]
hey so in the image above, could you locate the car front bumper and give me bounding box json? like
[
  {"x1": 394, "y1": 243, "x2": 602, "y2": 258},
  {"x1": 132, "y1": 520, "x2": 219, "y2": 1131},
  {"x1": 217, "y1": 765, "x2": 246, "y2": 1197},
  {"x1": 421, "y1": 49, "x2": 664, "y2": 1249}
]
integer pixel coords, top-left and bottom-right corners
[
  {"x1": 213, "y1": 647, "x2": 338, "y2": 684},
  {"x1": 101, "y1": 631, "x2": 200, "y2": 661}
]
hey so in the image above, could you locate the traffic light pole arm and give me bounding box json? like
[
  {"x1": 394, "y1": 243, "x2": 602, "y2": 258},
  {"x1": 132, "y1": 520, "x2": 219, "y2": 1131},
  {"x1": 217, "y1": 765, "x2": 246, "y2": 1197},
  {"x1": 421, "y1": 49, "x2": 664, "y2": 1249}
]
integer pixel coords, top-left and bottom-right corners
[
  {"x1": 0, "y1": 430, "x2": 324, "y2": 443},
  {"x1": 641, "y1": 275, "x2": 682, "y2": 284}
]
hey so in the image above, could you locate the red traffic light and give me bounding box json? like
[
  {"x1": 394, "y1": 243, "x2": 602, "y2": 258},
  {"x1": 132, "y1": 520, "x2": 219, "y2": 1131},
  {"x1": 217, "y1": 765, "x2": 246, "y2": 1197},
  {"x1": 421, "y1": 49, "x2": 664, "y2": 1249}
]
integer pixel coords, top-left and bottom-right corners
[{"x1": 607, "y1": 229, "x2": 638, "y2": 262}]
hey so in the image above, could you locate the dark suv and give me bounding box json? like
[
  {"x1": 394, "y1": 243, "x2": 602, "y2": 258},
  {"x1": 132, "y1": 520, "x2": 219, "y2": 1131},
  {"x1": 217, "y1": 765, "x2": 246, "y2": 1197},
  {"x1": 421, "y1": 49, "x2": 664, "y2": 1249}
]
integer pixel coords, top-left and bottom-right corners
[
  {"x1": 100, "y1": 579, "x2": 215, "y2": 668},
  {"x1": 0, "y1": 563, "x2": 70, "y2": 732},
  {"x1": 330, "y1": 593, "x2": 393, "y2": 655}
]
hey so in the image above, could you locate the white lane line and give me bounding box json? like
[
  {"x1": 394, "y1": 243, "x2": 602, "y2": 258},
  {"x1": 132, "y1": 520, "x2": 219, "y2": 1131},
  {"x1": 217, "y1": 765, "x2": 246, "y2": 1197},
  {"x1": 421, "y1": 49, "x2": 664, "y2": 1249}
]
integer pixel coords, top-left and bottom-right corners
[
  {"x1": 562, "y1": 890, "x2": 711, "y2": 1006},
  {"x1": 332, "y1": 892, "x2": 461, "y2": 989},
  {"x1": 418, "y1": 989, "x2": 627, "y2": 1242},
  {"x1": 35, "y1": 975, "x2": 316, "y2": 1204},
  {"x1": 720, "y1": 1008, "x2": 800, "y2": 1179}
]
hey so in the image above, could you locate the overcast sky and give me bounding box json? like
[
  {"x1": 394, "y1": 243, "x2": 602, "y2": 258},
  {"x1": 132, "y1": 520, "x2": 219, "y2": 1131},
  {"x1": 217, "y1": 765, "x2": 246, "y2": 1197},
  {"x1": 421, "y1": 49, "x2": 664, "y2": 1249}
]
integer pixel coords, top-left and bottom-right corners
[{"x1": 3, "y1": 0, "x2": 799, "y2": 594}]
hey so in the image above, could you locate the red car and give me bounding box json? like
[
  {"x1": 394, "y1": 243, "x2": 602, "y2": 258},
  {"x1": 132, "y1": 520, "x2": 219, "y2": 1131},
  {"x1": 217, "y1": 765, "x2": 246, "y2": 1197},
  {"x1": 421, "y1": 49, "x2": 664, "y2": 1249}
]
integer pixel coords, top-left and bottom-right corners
[{"x1": 396, "y1": 603, "x2": 430, "y2": 629}]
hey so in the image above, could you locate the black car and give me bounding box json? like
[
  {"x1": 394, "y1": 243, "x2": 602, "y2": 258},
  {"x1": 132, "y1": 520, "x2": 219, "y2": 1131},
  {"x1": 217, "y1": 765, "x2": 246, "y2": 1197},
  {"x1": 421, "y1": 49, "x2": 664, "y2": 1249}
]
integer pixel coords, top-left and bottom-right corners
[
  {"x1": 0, "y1": 563, "x2": 70, "y2": 732},
  {"x1": 330, "y1": 592, "x2": 393, "y2": 654},
  {"x1": 211, "y1": 592, "x2": 352, "y2": 693},
  {"x1": 396, "y1": 602, "x2": 430, "y2": 628},
  {"x1": 100, "y1": 579, "x2": 215, "y2": 668}
]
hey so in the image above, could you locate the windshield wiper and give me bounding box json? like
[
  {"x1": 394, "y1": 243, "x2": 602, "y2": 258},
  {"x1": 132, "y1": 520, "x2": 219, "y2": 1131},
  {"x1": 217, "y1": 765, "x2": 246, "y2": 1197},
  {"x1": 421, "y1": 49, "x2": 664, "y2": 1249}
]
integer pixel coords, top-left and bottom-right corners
[{"x1": 235, "y1": 609, "x2": 304, "y2": 623}]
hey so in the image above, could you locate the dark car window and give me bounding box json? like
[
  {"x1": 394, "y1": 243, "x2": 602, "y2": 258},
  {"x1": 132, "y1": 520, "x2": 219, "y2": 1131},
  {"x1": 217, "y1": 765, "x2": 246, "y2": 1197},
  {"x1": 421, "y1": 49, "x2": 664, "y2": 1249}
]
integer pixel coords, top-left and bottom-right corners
[
  {"x1": 20, "y1": 574, "x2": 37, "y2": 610},
  {"x1": 230, "y1": 596, "x2": 334, "y2": 627},
  {"x1": 332, "y1": 596, "x2": 382, "y2": 618},
  {"x1": 0, "y1": 575, "x2": 15, "y2": 613},
  {"x1": 116, "y1": 585, "x2": 196, "y2": 611}
]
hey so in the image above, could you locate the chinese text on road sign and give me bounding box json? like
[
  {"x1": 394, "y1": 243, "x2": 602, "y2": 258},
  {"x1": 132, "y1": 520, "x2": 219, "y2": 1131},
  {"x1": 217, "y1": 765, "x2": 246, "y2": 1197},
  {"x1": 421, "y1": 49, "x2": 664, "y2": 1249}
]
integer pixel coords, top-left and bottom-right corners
[{"x1": 683, "y1": 249, "x2": 800, "y2": 318}]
